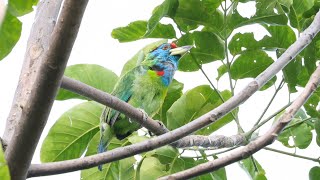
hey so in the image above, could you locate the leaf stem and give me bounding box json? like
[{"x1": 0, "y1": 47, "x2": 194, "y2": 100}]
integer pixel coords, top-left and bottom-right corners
[
  {"x1": 283, "y1": 117, "x2": 312, "y2": 130},
  {"x1": 264, "y1": 147, "x2": 320, "y2": 163},
  {"x1": 246, "y1": 102, "x2": 292, "y2": 137},
  {"x1": 222, "y1": 0, "x2": 243, "y2": 133},
  {"x1": 253, "y1": 78, "x2": 285, "y2": 126},
  {"x1": 190, "y1": 54, "x2": 241, "y2": 131},
  {"x1": 250, "y1": 156, "x2": 259, "y2": 173}
]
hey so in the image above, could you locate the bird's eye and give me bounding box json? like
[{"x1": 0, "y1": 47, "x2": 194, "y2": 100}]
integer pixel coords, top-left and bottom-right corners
[{"x1": 162, "y1": 46, "x2": 169, "y2": 50}]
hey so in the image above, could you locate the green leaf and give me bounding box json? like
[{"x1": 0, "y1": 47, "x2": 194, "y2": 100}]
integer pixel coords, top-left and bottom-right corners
[
  {"x1": 140, "y1": 157, "x2": 167, "y2": 179},
  {"x1": 216, "y1": 64, "x2": 228, "y2": 81},
  {"x1": 167, "y1": 85, "x2": 234, "y2": 135},
  {"x1": 145, "y1": 146, "x2": 197, "y2": 176},
  {"x1": 309, "y1": 166, "x2": 320, "y2": 180},
  {"x1": 230, "y1": 50, "x2": 274, "y2": 80},
  {"x1": 81, "y1": 131, "x2": 136, "y2": 180},
  {"x1": 172, "y1": 0, "x2": 224, "y2": 33},
  {"x1": 145, "y1": 0, "x2": 179, "y2": 36},
  {"x1": 112, "y1": 20, "x2": 176, "y2": 43},
  {"x1": 40, "y1": 101, "x2": 102, "y2": 162},
  {"x1": 154, "y1": 79, "x2": 184, "y2": 126},
  {"x1": 229, "y1": 25, "x2": 296, "y2": 56},
  {"x1": 229, "y1": 33, "x2": 259, "y2": 56},
  {"x1": 177, "y1": 31, "x2": 225, "y2": 72},
  {"x1": 277, "y1": 111, "x2": 313, "y2": 149},
  {"x1": 315, "y1": 118, "x2": 320, "y2": 135},
  {"x1": 196, "y1": 158, "x2": 227, "y2": 180},
  {"x1": 240, "y1": 157, "x2": 267, "y2": 180},
  {"x1": 304, "y1": 93, "x2": 320, "y2": 118},
  {"x1": 260, "y1": 25, "x2": 296, "y2": 50},
  {"x1": 226, "y1": 2, "x2": 287, "y2": 37},
  {"x1": 289, "y1": 0, "x2": 314, "y2": 31},
  {"x1": 0, "y1": 142, "x2": 10, "y2": 180},
  {"x1": 120, "y1": 40, "x2": 167, "y2": 76},
  {"x1": 56, "y1": 64, "x2": 118, "y2": 100},
  {"x1": 303, "y1": 34, "x2": 320, "y2": 77},
  {"x1": 281, "y1": 55, "x2": 302, "y2": 93},
  {"x1": 8, "y1": 0, "x2": 38, "y2": 16},
  {"x1": 0, "y1": 11, "x2": 22, "y2": 60}
]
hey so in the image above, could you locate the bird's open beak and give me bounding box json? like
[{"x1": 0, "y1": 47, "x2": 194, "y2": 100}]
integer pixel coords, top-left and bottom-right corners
[{"x1": 170, "y1": 45, "x2": 193, "y2": 56}]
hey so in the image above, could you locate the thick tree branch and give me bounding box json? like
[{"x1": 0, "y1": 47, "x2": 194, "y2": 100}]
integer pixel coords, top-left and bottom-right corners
[
  {"x1": 61, "y1": 76, "x2": 246, "y2": 148},
  {"x1": 4, "y1": 0, "x2": 88, "y2": 179},
  {"x1": 26, "y1": 10, "x2": 320, "y2": 178},
  {"x1": 158, "y1": 65, "x2": 320, "y2": 180},
  {"x1": 3, "y1": 0, "x2": 63, "y2": 148}
]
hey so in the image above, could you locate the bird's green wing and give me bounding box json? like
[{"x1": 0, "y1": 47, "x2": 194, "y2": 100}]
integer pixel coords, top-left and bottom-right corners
[{"x1": 103, "y1": 65, "x2": 147, "y2": 126}]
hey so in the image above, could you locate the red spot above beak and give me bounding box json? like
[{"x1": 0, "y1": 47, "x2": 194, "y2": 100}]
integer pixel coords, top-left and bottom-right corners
[
  {"x1": 170, "y1": 43, "x2": 177, "y2": 49},
  {"x1": 156, "y1": 70, "x2": 165, "y2": 76}
]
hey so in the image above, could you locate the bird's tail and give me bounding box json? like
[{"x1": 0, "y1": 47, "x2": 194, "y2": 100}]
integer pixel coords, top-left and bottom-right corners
[{"x1": 97, "y1": 108, "x2": 114, "y2": 171}]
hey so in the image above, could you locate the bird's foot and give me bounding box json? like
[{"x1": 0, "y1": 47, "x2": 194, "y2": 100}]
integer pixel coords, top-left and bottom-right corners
[
  {"x1": 137, "y1": 108, "x2": 149, "y2": 123},
  {"x1": 148, "y1": 120, "x2": 165, "y2": 137}
]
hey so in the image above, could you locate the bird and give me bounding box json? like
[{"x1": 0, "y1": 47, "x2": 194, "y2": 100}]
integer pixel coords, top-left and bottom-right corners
[{"x1": 97, "y1": 42, "x2": 192, "y2": 171}]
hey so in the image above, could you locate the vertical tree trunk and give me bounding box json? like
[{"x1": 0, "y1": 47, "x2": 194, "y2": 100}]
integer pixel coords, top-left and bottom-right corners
[{"x1": 3, "y1": 0, "x2": 89, "y2": 179}]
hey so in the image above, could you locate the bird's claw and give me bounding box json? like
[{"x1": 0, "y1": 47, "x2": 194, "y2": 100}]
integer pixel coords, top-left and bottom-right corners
[
  {"x1": 148, "y1": 120, "x2": 165, "y2": 136},
  {"x1": 137, "y1": 108, "x2": 148, "y2": 123}
]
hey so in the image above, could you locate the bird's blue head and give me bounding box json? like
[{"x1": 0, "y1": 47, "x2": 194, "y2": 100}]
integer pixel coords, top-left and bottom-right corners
[{"x1": 146, "y1": 42, "x2": 192, "y2": 86}]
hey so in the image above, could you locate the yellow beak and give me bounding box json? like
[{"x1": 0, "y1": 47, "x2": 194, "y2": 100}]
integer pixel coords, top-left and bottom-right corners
[{"x1": 170, "y1": 45, "x2": 193, "y2": 56}]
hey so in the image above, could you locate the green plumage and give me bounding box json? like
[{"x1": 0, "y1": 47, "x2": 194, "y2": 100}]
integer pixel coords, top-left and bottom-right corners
[{"x1": 97, "y1": 43, "x2": 192, "y2": 171}]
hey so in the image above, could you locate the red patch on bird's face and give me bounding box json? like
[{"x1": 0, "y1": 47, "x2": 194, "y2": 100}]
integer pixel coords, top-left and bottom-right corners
[
  {"x1": 156, "y1": 71, "x2": 165, "y2": 76},
  {"x1": 170, "y1": 43, "x2": 177, "y2": 49}
]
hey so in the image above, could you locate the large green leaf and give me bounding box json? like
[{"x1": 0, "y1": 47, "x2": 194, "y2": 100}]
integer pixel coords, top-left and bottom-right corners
[
  {"x1": 309, "y1": 166, "x2": 320, "y2": 180},
  {"x1": 167, "y1": 85, "x2": 234, "y2": 135},
  {"x1": 111, "y1": 20, "x2": 176, "y2": 43},
  {"x1": 0, "y1": 10, "x2": 22, "y2": 60},
  {"x1": 40, "y1": 101, "x2": 102, "y2": 162},
  {"x1": 154, "y1": 79, "x2": 184, "y2": 126},
  {"x1": 171, "y1": 0, "x2": 223, "y2": 33},
  {"x1": 226, "y1": 1, "x2": 287, "y2": 37},
  {"x1": 8, "y1": 0, "x2": 38, "y2": 17},
  {"x1": 230, "y1": 50, "x2": 274, "y2": 80},
  {"x1": 239, "y1": 157, "x2": 267, "y2": 180},
  {"x1": 145, "y1": 0, "x2": 179, "y2": 36},
  {"x1": 230, "y1": 50, "x2": 276, "y2": 90},
  {"x1": 56, "y1": 64, "x2": 118, "y2": 100},
  {"x1": 277, "y1": 110, "x2": 313, "y2": 149},
  {"x1": 81, "y1": 133, "x2": 135, "y2": 180},
  {"x1": 0, "y1": 142, "x2": 10, "y2": 180},
  {"x1": 177, "y1": 31, "x2": 225, "y2": 72},
  {"x1": 229, "y1": 25, "x2": 296, "y2": 56}
]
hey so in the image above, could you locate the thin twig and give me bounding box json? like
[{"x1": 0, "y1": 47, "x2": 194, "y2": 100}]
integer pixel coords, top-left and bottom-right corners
[
  {"x1": 253, "y1": 78, "x2": 285, "y2": 126},
  {"x1": 264, "y1": 147, "x2": 320, "y2": 162}
]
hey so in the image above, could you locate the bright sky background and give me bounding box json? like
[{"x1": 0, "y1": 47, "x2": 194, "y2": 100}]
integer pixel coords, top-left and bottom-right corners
[{"x1": 0, "y1": 0, "x2": 318, "y2": 180}]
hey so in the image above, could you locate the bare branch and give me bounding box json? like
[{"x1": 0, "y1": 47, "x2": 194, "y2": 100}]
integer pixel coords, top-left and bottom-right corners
[
  {"x1": 4, "y1": 0, "x2": 89, "y2": 179},
  {"x1": 26, "y1": 10, "x2": 320, "y2": 178},
  {"x1": 3, "y1": 0, "x2": 63, "y2": 148},
  {"x1": 158, "y1": 64, "x2": 320, "y2": 180}
]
